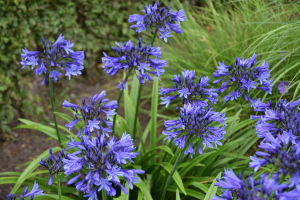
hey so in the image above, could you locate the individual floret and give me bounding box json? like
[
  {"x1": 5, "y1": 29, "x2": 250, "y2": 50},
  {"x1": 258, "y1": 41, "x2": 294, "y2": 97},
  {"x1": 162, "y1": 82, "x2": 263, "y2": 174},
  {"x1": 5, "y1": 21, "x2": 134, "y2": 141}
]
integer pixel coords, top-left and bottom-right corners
[{"x1": 5, "y1": 181, "x2": 43, "y2": 200}]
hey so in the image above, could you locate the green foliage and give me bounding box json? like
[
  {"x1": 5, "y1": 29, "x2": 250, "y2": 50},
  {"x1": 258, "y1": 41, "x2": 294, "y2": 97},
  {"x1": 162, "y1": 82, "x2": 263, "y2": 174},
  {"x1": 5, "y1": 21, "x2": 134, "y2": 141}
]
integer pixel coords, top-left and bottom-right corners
[
  {"x1": 0, "y1": 0, "x2": 142, "y2": 134},
  {"x1": 2, "y1": 0, "x2": 300, "y2": 199}
]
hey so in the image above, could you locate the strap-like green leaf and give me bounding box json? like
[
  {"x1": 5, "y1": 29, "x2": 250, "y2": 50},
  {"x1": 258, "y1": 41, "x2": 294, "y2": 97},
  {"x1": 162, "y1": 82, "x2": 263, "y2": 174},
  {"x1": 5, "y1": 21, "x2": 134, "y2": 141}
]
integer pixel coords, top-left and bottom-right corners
[{"x1": 204, "y1": 171, "x2": 222, "y2": 200}]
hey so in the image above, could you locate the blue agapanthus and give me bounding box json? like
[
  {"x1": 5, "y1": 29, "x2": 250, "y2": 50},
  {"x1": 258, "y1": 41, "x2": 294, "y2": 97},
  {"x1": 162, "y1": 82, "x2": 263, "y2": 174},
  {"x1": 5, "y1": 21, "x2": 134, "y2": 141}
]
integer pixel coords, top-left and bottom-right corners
[
  {"x1": 21, "y1": 34, "x2": 84, "y2": 85},
  {"x1": 251, "y1": 99, "x2": 300, "y2": 139},
  {"x1": 39, "y1": 148, "x2": 67, "y2": 185},
  {"x1": 160, "y1": 69, "x2": 218, "y2": 108},
  {"x1": 129, "y1": 1, "x2": 186, "y2": 43},
  {"x1": 163, "y1": 104, "x2": 226, "y2": 158},
  {"x1": 250, "y1": 132, "x2": 300, "y2": 177},
  {"x1": 62, "y1": 91, "x2": 117, "y2": 137},
  {"x1": 62, "y1": 133, "x2": 144, "y2": 198},
  {"x1": 213, "y1": 169, "x2": 300, "y2": 200},
  {"x1": 102, "y1": 38, "x2": 167, "y2": 90},
  {"x1": 213, "y1": 53, "x2": 273, "y2": 102},
  {"x1": 5, "y1": 182, "x2": 43, "y2": 200}
]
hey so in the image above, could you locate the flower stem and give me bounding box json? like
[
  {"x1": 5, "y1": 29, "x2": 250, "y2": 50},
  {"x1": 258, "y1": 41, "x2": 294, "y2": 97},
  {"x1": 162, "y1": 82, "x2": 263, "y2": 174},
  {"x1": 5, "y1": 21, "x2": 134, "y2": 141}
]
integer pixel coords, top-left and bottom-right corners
[
  {"x1": 102, "y1": 188, "x2": 107, "y2": 200},
  {"x1": 49, "y1": 66, "x2": 63, "y2": 148},
  {"x1": 129, "y1": 29, "x2": 157, "y2": 141},
  {"x1": 160, "y1": 136, "x2": 192, "y2": 200},
  {"x1": 56, "y1": 174, "x2": 62, "y2": 200},
  {"x1": 160, "y1": 147, "x2": 185, "y2": 200},
  {"x1": 112, "y1": 68, "x2": 133, "y2": 136}
]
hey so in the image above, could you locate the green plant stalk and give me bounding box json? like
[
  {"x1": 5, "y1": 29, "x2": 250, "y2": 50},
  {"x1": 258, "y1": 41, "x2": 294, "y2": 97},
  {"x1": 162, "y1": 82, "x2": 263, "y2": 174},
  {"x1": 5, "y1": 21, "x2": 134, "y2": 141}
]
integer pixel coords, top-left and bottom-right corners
[
  {"x1": 160, "y1": 147, "x2": 185, "y2": 200},
  {"x1": 102, "y1": 188, "x2": 107, "y2": 200},
  {"x1": 56, "y1": 174, "x2": 62, "y2": 200},
  {"x1": 160, "y1": 136, "x2": 192, "y2": 200},
  {"x1": 112, "y1": 68, "x2": 133, "y2": 135},
  {"x1": 49, "y1": 66, "x2": 63, "y2": 148},
  {"x1": 132, "y1": 30, "x2": 157, "y2": 142}
]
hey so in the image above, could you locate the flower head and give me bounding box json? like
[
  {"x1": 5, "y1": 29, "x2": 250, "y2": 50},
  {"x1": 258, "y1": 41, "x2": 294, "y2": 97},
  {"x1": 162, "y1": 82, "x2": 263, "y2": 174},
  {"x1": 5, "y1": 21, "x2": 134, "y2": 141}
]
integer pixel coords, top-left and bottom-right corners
[
  {"x1": 213, "y1": 170, "x2": 291, "y2": 200},
  {"x1": 252, "y1": 99, "x2": 300, "y2": 139},
  {"x1": 39, "y1": 148, "x2": 66, "y2": 185},
  {"x1": 160, "y1": 69, "x2": 218, "y2": 108},
  {"x1": 129, "y1": 1, "x2": 186, "y2": 43},
  {"x1": 163, "y1": 104, "x2": 226, "y2": 157},
  {"x1": 102, "y1": 38, "x2": 167, "y2": 90},
  {"x1": 62, "y1": 132, "x2": 144, "y2": 197},
  {"x1": 213, "y1": 53, "x2": 273, "y2": 102},
  {"x1": 6, "y1": 181, "x2": 43, "y2": 200},
  {"x1": 21, "y1": 34, "x2": 84, "y2": 85},
  {"x1": 278, "y1": 81, "x2": 289, "y2": 94},
  {"x1": 62, "y1": 91, "x2": 117, "y2": 137}
]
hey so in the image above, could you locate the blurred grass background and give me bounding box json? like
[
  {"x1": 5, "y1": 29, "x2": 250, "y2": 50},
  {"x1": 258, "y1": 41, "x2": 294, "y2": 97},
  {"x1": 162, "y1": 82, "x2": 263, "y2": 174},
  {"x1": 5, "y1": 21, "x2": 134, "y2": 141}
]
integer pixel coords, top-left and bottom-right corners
[{"x1": 1, "y1": 0, "x2": 299, "y2": 138}]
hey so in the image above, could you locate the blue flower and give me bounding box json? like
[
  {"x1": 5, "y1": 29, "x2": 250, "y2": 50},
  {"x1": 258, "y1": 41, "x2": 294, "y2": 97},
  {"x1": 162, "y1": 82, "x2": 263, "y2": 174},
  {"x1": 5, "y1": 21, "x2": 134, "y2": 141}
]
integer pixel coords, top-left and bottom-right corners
[
  {"x1": 39, "y1": 148, "x2": 67, "y2": 185},
  {"x1": 102, "y1": 38, "x2": 166, "y2": 90},
  {"x1": 62, "y1": 91, "x2": 117, "y2": 137},
  {"x1": 160, "y1": 69, "x2": 218, "y2": 108},
  {"x1": 213, "y1": 53, "x2": 273, "y2": 102},
  {"x1": 129, "y1": 1, "x2": 186, "y2": 43},
  {"x1": 163, "y1": 104, "x2": 226, "y2": 158},
  {"x1": 278, "y1": 80, "x2": 289, "y2": 94},
  {"x1": 213, "y1": 170, "x2": 290, "y2": 199},
  {"x1": 62, "y1": 132, "x2": 144, "y2": 197},
  {"x1": 21, "y1": 34, "x2": 84, "y2": 85},
  {"x1": 6, "y1": 181, "x2": 43, "y2": 200},
  {"x1": 252, "y1": 99, "x2": 300, "y2": 139}
]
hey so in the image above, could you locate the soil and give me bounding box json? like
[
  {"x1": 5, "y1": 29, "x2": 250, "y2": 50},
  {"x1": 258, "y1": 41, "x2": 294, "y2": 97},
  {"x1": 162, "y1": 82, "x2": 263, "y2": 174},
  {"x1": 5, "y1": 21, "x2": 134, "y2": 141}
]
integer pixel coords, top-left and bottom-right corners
[{"x1": 0, "y1": 69, "x2": 159, "y2": 198}]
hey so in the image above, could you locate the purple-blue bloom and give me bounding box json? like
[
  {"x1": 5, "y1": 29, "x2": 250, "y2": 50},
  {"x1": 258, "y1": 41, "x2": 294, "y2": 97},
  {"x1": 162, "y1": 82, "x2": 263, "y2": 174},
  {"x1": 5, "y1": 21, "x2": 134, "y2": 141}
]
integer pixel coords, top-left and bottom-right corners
[
  {"x1": 252, "y1": 99, "x2": 300, "y2": 139},
  {"x1": 162, "y1": 104, "x2": 226, "y2": 158},
  {"x1": 278, "y1": 81, "x2": 289, "y2": 94},
  {"x1": 102, "y1": 38, "x2": 167, "y2": 90},
  {"x1": 62, "y1": 91, "x2": 117, "y2": 137},
  {"x1": 21, "y1": 34, "x2": 84, "y2": 85},
  {"x1": 213, "y1": 53, "x2": 273, "y2": 102},
  {"x1": 213, "y1": 169, "x2": 293, "y2": 200},
  {"x1": 6, "y1": 181, "x2": 43, "y2": 200},
  {"x1": 129, "y1": 1, "x2": 186, "y2": 43},
  {"x1": 160, "y1": 69, "x2": 218, "y2": 108},
  {"x1": 39, "y1": 148, "x2": 67, "y2": 185},
  {"x1": 62, "y1": 132, "x2": 144, "y2": 197}
]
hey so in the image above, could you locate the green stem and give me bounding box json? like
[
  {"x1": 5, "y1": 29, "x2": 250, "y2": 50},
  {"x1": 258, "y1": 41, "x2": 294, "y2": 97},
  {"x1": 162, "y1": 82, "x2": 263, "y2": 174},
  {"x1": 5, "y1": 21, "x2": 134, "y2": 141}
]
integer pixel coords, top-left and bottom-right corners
[
  {"x1": 56, "y1": 174, "x2": 62, "y2": 200},
  {"x1": 132, "y1": 29, "x2": 157, "y2": 141},
  {"x1": 112, "y1": 68, "x2": 133, "y2": 136},
  {"x1": 218, "y1": 101, "x2": 227, "y2": 112},
  {"x1": 49, "y1": 66, "x2": 63, "y2": 148},
  {"x1": 102, "y1": 188, "x2": 107, "y2": 200},
  {"x1": 132, "y1": 84, "x2": 143, "y2": 143},
  {"x1": 160, "y1": 137, "x2": 192, "y2": 200},
  {"x1": 160, "y1": 147, "x2": 185, "y2": 200}
]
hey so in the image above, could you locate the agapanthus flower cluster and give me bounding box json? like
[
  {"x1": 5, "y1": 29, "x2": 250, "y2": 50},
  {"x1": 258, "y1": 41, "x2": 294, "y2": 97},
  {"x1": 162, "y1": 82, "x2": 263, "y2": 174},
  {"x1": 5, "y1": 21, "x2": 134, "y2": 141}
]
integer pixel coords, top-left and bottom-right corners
[
  {"x1": 250, "y1": 132, "x2": 300, "y2": 177},
  {"x1": 62, "y1": 132, "x2": 144, "y2": 197},
  {"x1": 213, "y1": 53, "x2": 273, "y2": 102},
  {"x1": 213, "y1": 169, "x2": 300, "y2": 200},
  {"x1": 39, "y1": 148, "x2": 67, "y2": 185},
  {"x1": 62, "y1": 91, "x2": 117, "y2": 137},
  {"x1": 21, "y1": 34, "x2": 84, "y2": 85},
  {"x1": 129, "y1": 1, "x2": 186, "y2": 43},
  {"x1": 251, "y1": 99, "x2": 300, "y2": 139},
  {"x1": 160, "y1": 69, "x2": 218, "y2": 108},
  {"x1": 163, "y1": 104, "x2": 226, "y2": 158},
  {"x1": 102, "y1": 38, "x2": 167, "y2": 90},
  {"x1": 5, "y1": 182, "x2": 43, "y2": 200}
]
